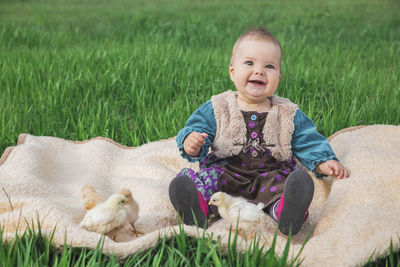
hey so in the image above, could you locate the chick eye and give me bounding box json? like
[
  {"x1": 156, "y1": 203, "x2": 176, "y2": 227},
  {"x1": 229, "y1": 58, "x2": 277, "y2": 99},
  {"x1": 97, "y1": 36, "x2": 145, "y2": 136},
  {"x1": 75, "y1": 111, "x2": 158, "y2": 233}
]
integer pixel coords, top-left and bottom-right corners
[
  {"x1": 265, "y1": 64, "x2": 275, "y2": 69},
  {"x1": 121, "y1": 200, "x2": 125, "y2": 203},
  {"x1": 245, "y1": 60, "x2": 253, "y2": 66}
]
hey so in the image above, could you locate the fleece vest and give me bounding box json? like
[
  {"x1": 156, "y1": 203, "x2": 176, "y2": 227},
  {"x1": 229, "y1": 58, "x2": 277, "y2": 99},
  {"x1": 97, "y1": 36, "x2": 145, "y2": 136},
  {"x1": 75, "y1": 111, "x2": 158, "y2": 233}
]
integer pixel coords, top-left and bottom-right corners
[{"x1": 210, "y1": 90, "x2": 298, "y2": 162}]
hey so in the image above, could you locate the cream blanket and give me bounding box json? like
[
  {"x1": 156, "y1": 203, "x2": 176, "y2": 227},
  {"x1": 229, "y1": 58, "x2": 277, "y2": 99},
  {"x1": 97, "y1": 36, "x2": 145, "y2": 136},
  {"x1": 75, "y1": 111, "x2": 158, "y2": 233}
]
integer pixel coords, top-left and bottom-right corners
[{"x1": 0, "y1": 125, "x2": 399, "y2": 266}]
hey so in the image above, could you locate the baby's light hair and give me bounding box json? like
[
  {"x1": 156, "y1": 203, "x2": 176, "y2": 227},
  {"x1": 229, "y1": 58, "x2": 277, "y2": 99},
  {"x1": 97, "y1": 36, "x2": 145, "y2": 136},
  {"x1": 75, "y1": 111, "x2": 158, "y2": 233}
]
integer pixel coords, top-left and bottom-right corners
[{"x1": 230, "y1": 27, "x2": 282, "y2": 70}]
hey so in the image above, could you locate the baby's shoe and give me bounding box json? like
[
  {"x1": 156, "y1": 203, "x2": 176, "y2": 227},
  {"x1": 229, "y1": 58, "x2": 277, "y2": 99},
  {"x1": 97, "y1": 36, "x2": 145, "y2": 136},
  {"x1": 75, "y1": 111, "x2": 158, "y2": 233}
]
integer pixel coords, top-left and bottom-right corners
[
  {"x1": 169, "y1": 175, "x2": 208, "y2": 228},
  {"x1": 277, "y1": 169, "x2": 314, "y2": 235}
]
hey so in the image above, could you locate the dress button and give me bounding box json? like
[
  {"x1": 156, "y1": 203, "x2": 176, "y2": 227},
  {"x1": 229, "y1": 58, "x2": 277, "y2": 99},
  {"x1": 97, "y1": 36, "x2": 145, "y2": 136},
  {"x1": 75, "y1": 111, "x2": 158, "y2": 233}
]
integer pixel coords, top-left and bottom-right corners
[
  {"x1": 251, "y1": 150, "x2": 258, "y2": 157},
  {"x1": 251, "y1": 114, "x2": 257, "y2": 121},
  {"x1": 251, "y1": 132, "x2": 258, "y2": 139},
  {"x1": 248, "y1": 122, "x2": 255, "y2": 128}
]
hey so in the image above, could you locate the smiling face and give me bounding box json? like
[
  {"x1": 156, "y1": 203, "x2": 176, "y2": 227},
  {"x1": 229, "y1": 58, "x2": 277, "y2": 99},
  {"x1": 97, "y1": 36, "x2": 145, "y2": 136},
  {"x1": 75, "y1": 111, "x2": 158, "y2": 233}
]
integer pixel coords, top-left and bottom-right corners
[{"x1": 229, "y1": 37, "x2": 282, "y2": 105}]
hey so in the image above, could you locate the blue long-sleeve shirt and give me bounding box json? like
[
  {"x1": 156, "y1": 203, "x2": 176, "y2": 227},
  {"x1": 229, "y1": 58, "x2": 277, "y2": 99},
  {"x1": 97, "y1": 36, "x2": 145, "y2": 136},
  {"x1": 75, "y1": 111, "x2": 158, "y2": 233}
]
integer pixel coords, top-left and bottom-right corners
[{"x1": 176, "y1": 100, "x2": 338, "y2": 178}]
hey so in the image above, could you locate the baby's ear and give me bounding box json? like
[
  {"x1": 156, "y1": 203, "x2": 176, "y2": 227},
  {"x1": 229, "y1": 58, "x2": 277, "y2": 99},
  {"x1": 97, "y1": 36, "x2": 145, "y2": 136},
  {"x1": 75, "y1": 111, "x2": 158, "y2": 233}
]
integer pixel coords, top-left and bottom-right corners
[{"x1": 229, "y1": 66, "x2": 235, "y2": 82}]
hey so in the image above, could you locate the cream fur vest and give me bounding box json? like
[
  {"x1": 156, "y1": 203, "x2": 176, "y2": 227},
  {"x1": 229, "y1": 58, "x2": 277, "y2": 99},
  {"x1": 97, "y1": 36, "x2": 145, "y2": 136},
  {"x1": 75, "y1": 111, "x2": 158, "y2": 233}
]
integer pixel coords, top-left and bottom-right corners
[{"x1": 210, "y1": 90, "x2": 298, "y2": 162}]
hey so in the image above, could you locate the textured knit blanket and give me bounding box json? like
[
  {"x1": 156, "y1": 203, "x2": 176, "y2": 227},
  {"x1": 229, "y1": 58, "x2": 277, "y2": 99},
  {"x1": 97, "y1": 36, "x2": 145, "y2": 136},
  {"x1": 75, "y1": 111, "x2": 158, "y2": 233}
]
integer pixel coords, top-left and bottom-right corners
[{"x1": 0, "y1": 125, "x2": 399, "y2": 266}]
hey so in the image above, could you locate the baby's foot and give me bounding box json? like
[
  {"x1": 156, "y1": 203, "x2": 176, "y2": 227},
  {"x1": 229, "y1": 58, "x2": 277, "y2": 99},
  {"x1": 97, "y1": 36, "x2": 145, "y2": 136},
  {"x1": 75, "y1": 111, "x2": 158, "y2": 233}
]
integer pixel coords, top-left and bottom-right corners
[
  {"x1": 169, "y1": 175, "x2": 208, "y2": 228},
  {"x1": 278, "y1": 169, "x2": 314, "y2": 235}
]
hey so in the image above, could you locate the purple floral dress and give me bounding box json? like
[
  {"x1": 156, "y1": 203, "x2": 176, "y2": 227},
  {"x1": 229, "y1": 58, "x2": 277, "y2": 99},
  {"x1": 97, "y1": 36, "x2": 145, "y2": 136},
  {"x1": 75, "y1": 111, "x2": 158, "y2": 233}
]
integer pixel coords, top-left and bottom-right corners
[{"x1": 177, "y1": 111, "x2": 297, "y2": 209}]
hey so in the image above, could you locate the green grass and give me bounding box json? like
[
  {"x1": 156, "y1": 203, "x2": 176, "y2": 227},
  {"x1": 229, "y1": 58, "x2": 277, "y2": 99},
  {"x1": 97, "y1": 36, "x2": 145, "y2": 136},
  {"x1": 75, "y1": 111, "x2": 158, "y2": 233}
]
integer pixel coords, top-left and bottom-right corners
[
  {"x1": 0, "y1": 0, "x2": 399, "y2": 152},
  {"x1": 1, "y1": 221, "x2": 399, "y2": 266},
  {"x1": 0, "y1": 221, "x2": 304, "y2": 267},
  {"x1": 1, "y1": 0, "x2": 399, "y2": 265}
]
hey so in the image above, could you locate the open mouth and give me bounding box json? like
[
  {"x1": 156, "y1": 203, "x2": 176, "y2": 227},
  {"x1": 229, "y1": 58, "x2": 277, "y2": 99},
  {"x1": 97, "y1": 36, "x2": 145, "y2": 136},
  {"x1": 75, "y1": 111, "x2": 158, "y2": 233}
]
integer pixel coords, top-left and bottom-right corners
[{"x1": 248, "y1": 80, "x2": 265, "y2": 86}]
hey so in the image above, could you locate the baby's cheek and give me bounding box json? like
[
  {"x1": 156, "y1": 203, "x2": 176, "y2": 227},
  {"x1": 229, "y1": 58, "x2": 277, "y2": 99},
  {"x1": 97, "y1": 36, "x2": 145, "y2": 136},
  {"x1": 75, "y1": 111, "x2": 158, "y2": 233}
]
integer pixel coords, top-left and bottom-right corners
[{"x1": 267, "y1": 69, "x2": 280, "y2": 76}]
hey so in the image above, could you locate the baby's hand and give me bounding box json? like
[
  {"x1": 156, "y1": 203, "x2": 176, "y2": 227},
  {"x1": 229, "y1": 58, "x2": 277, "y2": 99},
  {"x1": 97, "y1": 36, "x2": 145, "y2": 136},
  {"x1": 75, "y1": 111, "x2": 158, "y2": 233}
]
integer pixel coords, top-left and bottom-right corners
[
  {"x1": 316, "y1": 160, "x2": 350, "y2": 179},
  {"x1": 183, "y1": 132, "x2": 208, "y2": 157}
]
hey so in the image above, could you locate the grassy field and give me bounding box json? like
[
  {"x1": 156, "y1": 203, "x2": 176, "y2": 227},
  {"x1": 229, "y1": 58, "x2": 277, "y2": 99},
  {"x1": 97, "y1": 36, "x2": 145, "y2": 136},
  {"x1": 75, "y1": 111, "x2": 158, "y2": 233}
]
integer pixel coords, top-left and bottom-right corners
[{"x1": 1, "y1": 0, "x2": 399, "y2": 265}]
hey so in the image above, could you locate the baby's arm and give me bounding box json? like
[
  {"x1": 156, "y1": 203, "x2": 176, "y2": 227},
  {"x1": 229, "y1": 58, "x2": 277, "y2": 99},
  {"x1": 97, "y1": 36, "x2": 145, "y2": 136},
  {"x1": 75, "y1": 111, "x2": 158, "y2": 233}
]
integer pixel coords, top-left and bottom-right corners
[
  {"x1": 176, "y1": 100, "x2": 217, "y2": 162},
  {"x1": 291, "y1": 110, "x2": 350, "y2": 179}
]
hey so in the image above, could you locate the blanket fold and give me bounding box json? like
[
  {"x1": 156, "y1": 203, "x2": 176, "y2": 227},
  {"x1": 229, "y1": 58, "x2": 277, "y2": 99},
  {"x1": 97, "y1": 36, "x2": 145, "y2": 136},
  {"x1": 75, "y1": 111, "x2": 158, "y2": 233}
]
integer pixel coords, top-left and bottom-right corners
[{"x1": 1, "y1": 124, "x2": 399, "y2": 266}]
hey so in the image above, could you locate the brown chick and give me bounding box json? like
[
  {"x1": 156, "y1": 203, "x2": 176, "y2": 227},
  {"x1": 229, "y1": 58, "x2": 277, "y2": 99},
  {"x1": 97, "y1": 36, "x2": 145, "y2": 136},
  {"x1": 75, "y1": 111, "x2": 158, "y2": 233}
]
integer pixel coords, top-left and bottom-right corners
[
  {"x1": 81, "y1": 185, "x2": 104, "y2": 211},
  {"x1": 119, "y1": 188, "x2": 142, "y2": 236}
]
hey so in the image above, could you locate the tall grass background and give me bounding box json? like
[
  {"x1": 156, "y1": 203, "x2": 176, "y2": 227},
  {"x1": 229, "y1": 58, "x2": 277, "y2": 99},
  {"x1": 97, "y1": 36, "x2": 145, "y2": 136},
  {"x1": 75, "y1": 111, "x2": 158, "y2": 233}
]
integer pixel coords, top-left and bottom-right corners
[{"x1": 0, "y1": 0, "x2": 399, "y2": 265}]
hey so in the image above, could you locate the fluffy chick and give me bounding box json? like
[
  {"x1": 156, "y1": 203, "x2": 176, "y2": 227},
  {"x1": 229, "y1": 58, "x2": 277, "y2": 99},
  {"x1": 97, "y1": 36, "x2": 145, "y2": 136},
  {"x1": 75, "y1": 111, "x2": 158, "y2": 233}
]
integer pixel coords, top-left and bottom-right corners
[
  {"x1": 209, "y1": 192, "x2": 265, "y2": 227},
  {"x1": 81, "y1": 185, "x2": 104, "y2": 211},
  {"x1": 119, "y1": 188, "x2": 142, "y2": 236},
  {"x1": 80, "y1": 193, "x2": 127, "y2": 234}
]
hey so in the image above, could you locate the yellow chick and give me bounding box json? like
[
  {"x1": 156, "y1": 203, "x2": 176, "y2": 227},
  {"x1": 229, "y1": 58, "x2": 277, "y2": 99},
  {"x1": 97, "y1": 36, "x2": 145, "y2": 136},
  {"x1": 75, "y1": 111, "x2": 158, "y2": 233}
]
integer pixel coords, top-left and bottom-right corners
[
  {"x1": 119, "y1": 188, "x2": 142, "y2": 236},
  {"x1": 81, "y1": 185, "x2": 104, "y2": 211},
  {"x1": 80, "y1": 194, "x2": 128, "y2": 234},
  {"x1": 208, "y1": 192, "x2": 265, "y2": 227}
]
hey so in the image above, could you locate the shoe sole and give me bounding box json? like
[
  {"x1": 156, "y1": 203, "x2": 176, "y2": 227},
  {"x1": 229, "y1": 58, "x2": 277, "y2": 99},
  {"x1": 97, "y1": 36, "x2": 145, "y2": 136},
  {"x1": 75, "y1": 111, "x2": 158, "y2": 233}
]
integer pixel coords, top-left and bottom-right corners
[
  {"x1": 278, "y1": 172, "x2": 314, "y2": 235},
  {"x1": 169, "y1": 175, "x2": 207, "y2": 228}
]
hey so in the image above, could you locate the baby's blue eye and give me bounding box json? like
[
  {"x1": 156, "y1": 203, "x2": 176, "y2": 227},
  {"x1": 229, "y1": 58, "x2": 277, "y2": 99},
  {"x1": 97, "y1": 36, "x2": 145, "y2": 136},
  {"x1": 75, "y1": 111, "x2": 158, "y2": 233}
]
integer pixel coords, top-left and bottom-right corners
[
  {"x1": 266, "y1": 64, "x2": 275, "y2": 69},
  {"x1": 245, "y1": 61, "x2": 253, "y2": 66}
]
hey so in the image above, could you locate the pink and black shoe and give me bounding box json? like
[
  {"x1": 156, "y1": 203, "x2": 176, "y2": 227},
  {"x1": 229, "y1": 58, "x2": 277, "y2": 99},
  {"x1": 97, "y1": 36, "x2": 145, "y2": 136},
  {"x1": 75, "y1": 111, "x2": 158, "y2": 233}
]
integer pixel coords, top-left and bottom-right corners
[
  {"x1": 277, "y1": 169, "x2": 314, "y2": 236},
  {"x1": 169, "y1": 175, "x2": 209, "y2": 228}
]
